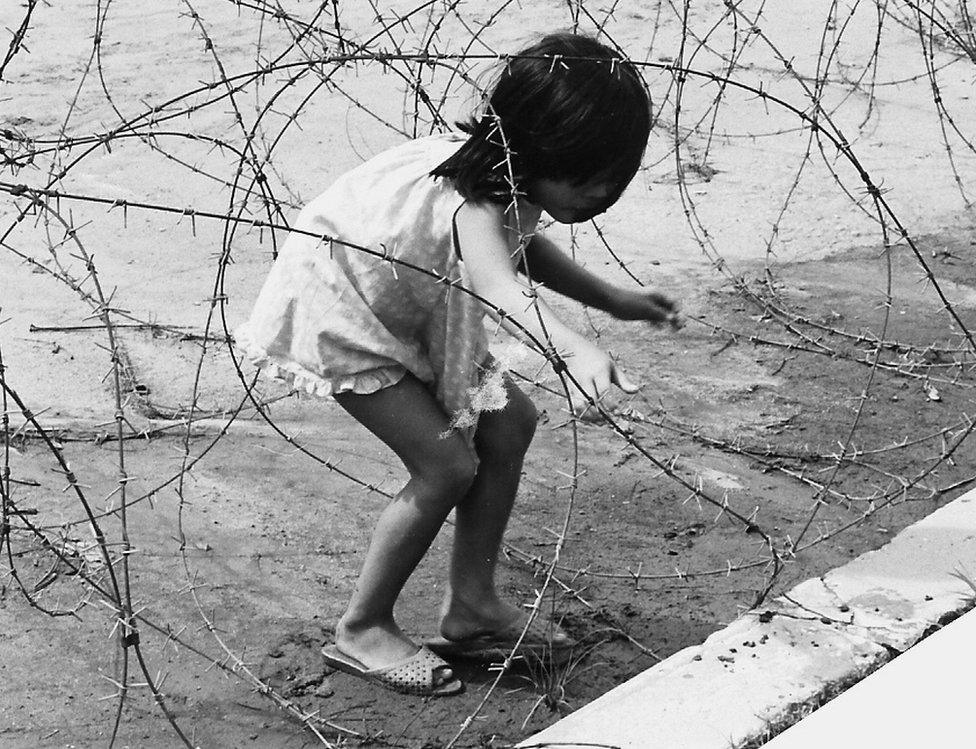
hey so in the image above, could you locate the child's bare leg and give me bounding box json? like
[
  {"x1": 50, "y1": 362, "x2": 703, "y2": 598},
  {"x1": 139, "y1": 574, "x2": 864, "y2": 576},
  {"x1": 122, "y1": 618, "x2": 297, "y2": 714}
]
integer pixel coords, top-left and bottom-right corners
[
  {"x1": 333, "y1": 376, "x2": 476, "y2": 671},
  {"x1": 440, "y1": 376, "x2": 538, "y2": 639}
]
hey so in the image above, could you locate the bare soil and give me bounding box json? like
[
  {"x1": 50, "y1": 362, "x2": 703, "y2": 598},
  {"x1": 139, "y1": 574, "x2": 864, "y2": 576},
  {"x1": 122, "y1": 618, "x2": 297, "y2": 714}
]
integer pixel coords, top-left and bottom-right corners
[{"x1": 2, "y1": 2, "x2": 975, "y2": 747}]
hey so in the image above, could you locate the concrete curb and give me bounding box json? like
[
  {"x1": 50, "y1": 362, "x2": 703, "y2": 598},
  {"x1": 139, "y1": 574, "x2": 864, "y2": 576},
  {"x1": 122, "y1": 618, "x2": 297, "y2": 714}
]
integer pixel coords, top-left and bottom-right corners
[{"x1": 520, "y1": 488, "x2": 976, "y2": 749}]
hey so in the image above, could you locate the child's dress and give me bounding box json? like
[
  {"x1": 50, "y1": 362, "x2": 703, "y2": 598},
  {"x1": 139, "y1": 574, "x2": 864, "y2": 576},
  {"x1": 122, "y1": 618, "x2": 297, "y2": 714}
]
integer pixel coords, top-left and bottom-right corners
[{"x1": 236, "y1": 133, "x2": 490, "y2": 421}]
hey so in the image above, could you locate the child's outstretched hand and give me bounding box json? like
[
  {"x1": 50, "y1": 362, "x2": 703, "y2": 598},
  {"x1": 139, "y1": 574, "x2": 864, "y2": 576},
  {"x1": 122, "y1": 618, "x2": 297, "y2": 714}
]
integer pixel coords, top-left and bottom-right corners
[
  {"x1": 612, "y1": 289, "x2": 681, "y2": 328},
  {"x1": 565, "y1": 339, "x2": 640, "y2": 404},
  {"x1": 566, "y1": 342, "x2": 638, "y2": 423}
]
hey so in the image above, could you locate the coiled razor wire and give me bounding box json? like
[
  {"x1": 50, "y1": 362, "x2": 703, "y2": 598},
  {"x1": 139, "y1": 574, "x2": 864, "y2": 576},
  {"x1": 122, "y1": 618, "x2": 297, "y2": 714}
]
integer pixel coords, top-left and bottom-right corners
[{"x1": 1, "y1": 1, "x2": 975, "y2": 745}]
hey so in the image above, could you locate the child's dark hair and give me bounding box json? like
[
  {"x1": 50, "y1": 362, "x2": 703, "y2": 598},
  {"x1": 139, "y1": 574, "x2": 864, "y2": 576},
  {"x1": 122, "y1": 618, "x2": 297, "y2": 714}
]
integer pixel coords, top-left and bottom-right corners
[{"x1": 432, "y1": 33, "x2": 651, "y2": 205}]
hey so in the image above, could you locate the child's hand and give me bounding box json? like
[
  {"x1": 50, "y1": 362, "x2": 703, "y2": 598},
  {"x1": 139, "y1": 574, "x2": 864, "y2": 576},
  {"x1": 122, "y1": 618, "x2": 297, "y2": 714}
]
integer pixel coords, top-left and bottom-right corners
[
  {"x1": 564, "y1": 340, "x2": 640, "y2": 404},
  {"x1": 612, "y1": 289, "x2": 681, "y2": 328}
]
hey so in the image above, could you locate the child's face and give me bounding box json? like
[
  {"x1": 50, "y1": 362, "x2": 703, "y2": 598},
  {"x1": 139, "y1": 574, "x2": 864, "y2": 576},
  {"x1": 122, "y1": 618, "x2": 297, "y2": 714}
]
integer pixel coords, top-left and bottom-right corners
[{"x1": 527, "y1": 177, "x2": 618, "y2": 224}]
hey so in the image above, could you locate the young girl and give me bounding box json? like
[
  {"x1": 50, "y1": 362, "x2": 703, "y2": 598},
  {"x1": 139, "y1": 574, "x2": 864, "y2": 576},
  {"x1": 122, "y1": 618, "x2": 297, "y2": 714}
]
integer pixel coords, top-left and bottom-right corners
[{"x1": 237, "y1": 33, "x2": 677, "y2": 697}]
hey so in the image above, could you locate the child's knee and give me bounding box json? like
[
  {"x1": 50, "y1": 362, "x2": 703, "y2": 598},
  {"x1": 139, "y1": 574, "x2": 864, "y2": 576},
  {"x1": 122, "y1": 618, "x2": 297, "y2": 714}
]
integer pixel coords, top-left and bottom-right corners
[
  {"x1": 478, "y1": 392, "x2": 538, "y2": 460},
  {"x1": 511, "y1": 397, "x2": 538, "y2": 450},
  {"x1": 415, "y1": 446, "x2": 478, "y2": 498}
]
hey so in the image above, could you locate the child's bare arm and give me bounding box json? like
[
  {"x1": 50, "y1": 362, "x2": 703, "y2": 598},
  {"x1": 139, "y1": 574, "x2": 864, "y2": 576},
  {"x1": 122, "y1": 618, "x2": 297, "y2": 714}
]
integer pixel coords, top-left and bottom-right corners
[
  {"x1": 521, "y1": 234, "x2": 678, "y2": 325},
  {"x1": 456, "y1": 202, "x2": 636, "y2": 399}
]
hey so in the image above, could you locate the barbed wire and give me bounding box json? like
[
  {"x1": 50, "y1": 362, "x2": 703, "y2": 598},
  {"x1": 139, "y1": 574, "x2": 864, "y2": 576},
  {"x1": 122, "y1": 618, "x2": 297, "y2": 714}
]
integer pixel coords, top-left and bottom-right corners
[{"x1": 2, "y1": 1, "x2": 974, "y2": 745}]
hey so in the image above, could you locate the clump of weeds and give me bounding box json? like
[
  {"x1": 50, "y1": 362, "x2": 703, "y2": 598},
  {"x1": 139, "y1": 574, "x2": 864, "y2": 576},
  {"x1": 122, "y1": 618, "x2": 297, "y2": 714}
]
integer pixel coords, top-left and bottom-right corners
[{"x1": 516, "y1": 638, "x2": 608, "y2": 730}]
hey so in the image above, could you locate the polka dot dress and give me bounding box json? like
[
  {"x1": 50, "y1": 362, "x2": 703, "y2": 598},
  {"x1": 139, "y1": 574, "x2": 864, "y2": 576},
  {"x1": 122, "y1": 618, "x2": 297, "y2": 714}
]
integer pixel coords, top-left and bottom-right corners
[{"x1": 236, "y1": 133, "x2": 491, "y2": 427}]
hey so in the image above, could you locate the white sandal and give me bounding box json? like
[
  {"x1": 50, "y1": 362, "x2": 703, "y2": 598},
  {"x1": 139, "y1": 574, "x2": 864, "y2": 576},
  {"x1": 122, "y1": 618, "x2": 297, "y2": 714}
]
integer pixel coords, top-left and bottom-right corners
[{"x1": 321, "y1": 644, "x2": 464, "y2": 697}]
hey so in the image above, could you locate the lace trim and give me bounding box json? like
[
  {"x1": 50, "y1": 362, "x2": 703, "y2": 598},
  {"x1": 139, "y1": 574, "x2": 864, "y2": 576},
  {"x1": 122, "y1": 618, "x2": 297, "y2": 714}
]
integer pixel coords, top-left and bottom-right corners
[{"x1": 234, "y1": 327, "x2": 405, "y2": 398}]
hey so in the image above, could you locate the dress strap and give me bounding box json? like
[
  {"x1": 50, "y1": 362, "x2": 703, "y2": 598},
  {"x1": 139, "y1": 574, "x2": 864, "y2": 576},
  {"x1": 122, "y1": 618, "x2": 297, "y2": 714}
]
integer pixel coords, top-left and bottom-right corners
[{"x1": 451, "y1": 201, "x2": 465, "y2": 259}]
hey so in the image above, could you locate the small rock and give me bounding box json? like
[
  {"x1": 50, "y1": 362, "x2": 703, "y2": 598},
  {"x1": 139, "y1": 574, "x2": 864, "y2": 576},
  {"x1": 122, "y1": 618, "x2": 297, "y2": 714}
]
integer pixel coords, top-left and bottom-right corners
[{"x1": 313, "y1": 679, "x2": 334, "y2": 698}]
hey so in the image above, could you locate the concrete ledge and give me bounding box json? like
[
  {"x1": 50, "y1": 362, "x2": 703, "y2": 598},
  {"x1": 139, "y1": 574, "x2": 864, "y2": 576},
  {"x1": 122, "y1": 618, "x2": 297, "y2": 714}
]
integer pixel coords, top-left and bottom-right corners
[
  {"x1": 762, "y1": 607, "x2": 976, "y2": 747},
  {"x1": 521, "y1": 489, "x2": 976, "y2": 749}
]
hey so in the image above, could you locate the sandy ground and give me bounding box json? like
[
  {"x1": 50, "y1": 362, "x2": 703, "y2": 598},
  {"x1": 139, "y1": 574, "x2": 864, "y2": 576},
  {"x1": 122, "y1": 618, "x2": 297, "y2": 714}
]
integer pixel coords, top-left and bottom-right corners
[{"x1": 2, "y1": 1, "x2": 975, "y2": 747}]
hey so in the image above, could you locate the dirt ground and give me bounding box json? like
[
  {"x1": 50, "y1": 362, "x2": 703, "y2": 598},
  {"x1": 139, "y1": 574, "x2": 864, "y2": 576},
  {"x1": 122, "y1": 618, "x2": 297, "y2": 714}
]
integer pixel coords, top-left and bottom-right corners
[{"x1": 2, "y1": 2, "x2": 975, "y2": 748}]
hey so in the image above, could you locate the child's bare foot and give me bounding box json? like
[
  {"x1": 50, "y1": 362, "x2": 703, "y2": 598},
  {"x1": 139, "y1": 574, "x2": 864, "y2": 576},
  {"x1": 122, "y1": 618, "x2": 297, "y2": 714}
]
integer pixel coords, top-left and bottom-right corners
[
  {"x1": 334, "y1": 617, "x2": 433, "y2": 671},
  {"x1": 437, "y1": 594, "x2": 572, "y2": 647},
  {"x1": 329, "y1": 616, "x2": 461, "y2": 696}
]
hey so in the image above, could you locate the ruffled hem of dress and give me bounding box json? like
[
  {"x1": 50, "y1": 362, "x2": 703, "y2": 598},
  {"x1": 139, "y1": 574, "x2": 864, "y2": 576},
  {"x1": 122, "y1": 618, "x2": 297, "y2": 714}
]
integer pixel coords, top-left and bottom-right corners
[{"x1": 234, "y1": 327, "x2": 406, "y2": 398}]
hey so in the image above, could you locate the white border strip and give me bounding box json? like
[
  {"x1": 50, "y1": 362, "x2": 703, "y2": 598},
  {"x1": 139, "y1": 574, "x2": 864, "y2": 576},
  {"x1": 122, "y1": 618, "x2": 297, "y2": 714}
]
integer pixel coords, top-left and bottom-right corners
[
  {"x1": 521, "y1": 488, "x2": 976, "y2": 749},
  {"x1": 763, "y1": 606, "x2": 976, "y2": 748}
]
